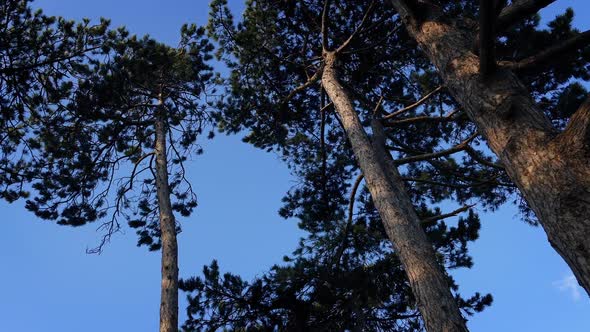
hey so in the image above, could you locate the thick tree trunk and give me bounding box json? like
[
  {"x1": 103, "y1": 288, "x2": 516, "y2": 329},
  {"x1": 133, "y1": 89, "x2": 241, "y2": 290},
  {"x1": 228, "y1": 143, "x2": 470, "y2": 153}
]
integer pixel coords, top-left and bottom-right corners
[
  {"x1": 389, "y1": 0, "x2": 590, "y2": 296},
  {"x1": 154, "y1": 102, "x2": 179, "y2": 332},
  {"x1": 322, "y1": 51, "x2": 468, "y2": 332}
]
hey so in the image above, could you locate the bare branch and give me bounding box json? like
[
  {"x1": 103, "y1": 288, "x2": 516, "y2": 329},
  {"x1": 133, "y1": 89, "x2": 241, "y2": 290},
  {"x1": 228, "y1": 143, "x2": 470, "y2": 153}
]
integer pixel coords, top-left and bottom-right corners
[
  {"x1": 382, "y1": 86, "x2": 443, "y2": 120},
  {"x1": 320, "y1": 101, "x2": 334, "y2": 113},
  {"x1": 348, "y1": 174, "x2": 365, "y2": 227},
  {"x1": 501, "y1": 30, "x2": 590, "y2": 71},
  {"x1": 394, "y1": 133, "x2": 477, "y2": 165},
  {"x1": 336, "y1": 0, "x2": 377, "y2": 54},
  {"x1": 372, "y1": 95, "x2": 385, "y2": 116},
  {"x1": 333, "y1": 173, "x2": 364, "y2": 270},
  {"x1": 421, "y1": 204, "x2": 475, "y2": 224},
  {"x1": 383, "y1": 109, "x2": 463, "y2": 127}
]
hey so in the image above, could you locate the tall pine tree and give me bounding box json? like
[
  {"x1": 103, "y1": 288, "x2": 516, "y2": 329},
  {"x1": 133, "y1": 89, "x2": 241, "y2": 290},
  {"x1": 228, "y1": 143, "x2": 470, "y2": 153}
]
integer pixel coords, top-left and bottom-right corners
[
  {"x1": 1, "y1": 2, "x2": 215, "y2": 330},
  {"x1": 189, "y1": 0, "x2": 515, "y2": 330},
  {"x1": 27, "y1": 29, "x2": 214, "y2": 332}
]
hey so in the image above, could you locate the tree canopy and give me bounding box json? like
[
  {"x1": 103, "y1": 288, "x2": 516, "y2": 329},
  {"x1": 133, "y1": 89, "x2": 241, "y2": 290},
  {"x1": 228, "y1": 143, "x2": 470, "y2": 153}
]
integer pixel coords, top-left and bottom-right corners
[
  {"x1": 2, "y1": 0, "x2": 589, "y2": 331},
  {"x1": 1, "y1": 0, "x2": 215, "y2": 249}
]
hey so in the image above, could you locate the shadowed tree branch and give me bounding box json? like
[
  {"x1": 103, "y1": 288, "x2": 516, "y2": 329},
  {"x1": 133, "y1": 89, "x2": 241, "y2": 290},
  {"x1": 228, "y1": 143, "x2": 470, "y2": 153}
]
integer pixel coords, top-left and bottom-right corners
[
  {"x1": 382, "y1": 86, "x2": 443, "y2": 120},
  {"x1": 497, "y1": 0, "x2": 557, "y2": 32},
  {"x1": 421, "y1": 204, "x2": 475, "y2": 224},
  {"x1": 479, "y1": 0, "x2": 498, "y2": 76},
  {"x1": 501, "y1": 30, "x2": 590, "y2": 71},
  {"x1": 394, "y1": 133, "x2": 477, "y2": 165},
  {"x1": 383, "y1": 109, "x2": 463, "y2": 127},
  {"x1": 333, "y1": 173, "x2": 365, "y2": 271}
]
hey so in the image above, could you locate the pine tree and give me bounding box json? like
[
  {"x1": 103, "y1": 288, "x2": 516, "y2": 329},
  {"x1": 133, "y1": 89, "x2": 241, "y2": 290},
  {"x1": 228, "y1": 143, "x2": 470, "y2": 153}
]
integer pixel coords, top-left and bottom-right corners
[
  {"x1": 387, "y1": 0, "x2": 590, "y2": 295},
  {"x1": 29, "y1": 29, "x2": 214, "y2": 332},
  {"x1": 1, "y1": 3, "x2": 215, "y2": 330},
  {"x1": 193, "y1": 0, "x2": 514, "y2": 330}
]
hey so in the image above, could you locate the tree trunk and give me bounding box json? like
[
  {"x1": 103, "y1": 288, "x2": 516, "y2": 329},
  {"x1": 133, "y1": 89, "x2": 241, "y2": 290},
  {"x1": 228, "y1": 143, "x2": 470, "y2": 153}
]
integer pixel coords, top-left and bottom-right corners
[
  {"x1": 389, "y1": 0, "x2": 590, "y2": 296},
  {"x1": 154, "y1": 101, "x2": 179, "y2": 332},
  {"x1": 322, "y1": 51, "x2": 468, "y2": 332}
]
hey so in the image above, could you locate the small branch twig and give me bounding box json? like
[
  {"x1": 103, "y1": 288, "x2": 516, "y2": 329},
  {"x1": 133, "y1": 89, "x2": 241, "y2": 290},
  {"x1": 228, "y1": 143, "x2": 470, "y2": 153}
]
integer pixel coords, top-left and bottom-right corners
[{"x1": 382, "y1": 86, "x2": 443, "y2": 120}]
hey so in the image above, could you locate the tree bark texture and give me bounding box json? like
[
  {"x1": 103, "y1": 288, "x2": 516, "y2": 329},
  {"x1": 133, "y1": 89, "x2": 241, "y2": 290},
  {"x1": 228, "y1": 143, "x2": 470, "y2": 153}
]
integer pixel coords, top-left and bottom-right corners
[
  {"x1": 389, "y1": 0, "x2": 590, "y2": 296},
  {"x1": 155, "y1": 103, "x2": 179, "y2": 332},
  {"x1": 322, "y1": 51, "x2": 468, "y2": 332}
]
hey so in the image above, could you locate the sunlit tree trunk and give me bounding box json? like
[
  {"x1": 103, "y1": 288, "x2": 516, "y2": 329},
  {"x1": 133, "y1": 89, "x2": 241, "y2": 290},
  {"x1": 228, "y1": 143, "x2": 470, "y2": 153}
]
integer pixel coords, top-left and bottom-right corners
[
  {"x1": 154, "y1": 100, "x2": 179, "y2": 332},
  {"x1": 322, "y1": 51, "x2": 468, "y2": 332}
]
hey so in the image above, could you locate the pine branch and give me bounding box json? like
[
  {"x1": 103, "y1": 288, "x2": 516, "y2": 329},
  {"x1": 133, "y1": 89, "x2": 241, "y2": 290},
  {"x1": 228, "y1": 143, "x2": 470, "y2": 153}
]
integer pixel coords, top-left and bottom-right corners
[
  {"x1": 496, "y1": 0, "x2": 556, "y2": 32},
  {"x1": 501, "y1": 30, "x2": 590, "y2": 71},
  {"x1": 0, "y1": 45, "x2": 101, "y2": 74}
]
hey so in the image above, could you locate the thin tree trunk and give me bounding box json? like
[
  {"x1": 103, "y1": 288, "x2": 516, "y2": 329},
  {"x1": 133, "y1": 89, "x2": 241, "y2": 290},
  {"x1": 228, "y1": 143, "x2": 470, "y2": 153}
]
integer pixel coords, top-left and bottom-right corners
[
  {"x1": 322, "y1": 51, "x2": 468, "y2": 332},
  {"x1": 154, "y1": 100, "x2": 179, "y2": 332},
  {"x1": 389, "y1": 0, "x2": 590, "y2": 296}
]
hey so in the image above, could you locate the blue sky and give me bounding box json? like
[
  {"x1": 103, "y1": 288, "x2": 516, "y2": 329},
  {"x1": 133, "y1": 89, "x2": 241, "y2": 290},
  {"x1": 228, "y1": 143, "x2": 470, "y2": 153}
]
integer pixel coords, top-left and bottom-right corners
[{"x1": 1, "y1": 1, "x2": 589, "y2": 331}]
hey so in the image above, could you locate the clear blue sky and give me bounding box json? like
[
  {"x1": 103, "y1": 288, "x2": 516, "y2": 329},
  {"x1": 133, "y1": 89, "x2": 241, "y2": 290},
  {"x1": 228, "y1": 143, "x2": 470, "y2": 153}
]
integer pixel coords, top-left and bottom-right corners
[{"x1": 1, "y1": 1, "x2": 589, "y2": 331}]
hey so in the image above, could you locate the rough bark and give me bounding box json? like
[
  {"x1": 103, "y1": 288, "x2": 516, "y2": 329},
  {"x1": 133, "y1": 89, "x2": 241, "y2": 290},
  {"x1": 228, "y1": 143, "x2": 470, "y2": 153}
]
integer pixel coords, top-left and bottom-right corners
[
  {"x1": 155, "y1": 101, "x2": 179, "y2": 332},
  {"x1": 322, "y1": 51, "x2": 468, "y2": 332},
  {"x1": 389, "y1": 0, "x2": 590, "y2": 296}
]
